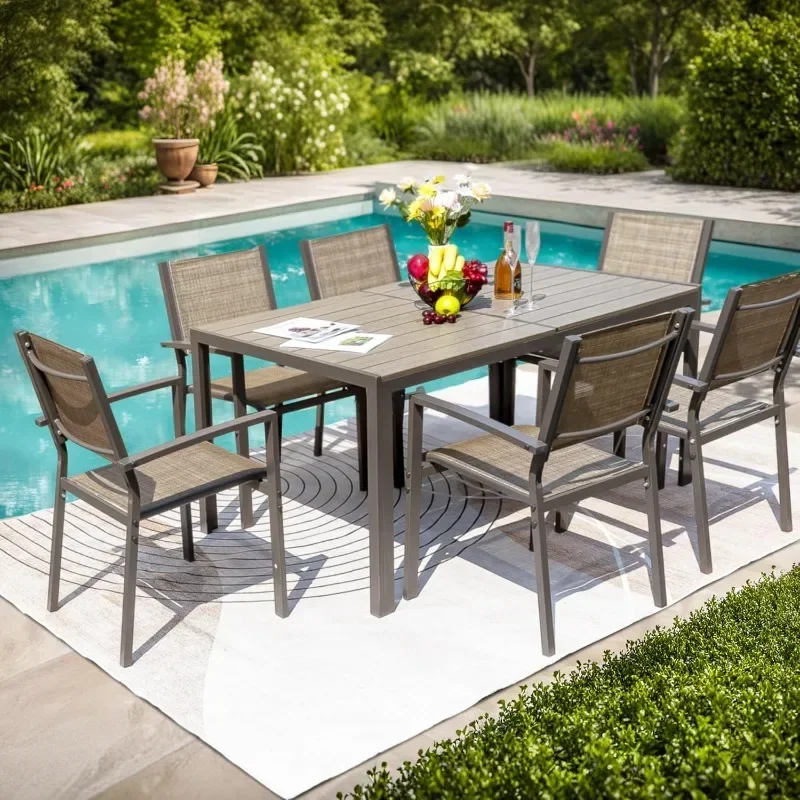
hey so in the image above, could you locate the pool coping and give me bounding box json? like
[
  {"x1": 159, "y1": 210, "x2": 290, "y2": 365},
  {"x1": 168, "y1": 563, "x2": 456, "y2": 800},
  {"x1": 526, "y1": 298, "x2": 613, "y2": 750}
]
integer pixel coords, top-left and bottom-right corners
[{"x1": 1, "y1": 161, "x2": 798, "y2": 274}]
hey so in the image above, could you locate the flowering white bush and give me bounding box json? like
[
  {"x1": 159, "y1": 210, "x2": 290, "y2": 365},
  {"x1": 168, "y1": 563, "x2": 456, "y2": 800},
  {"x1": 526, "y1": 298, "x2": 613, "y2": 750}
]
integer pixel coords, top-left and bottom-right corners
[
  {"x1": 236, "y1": 57, "x2": 351, "y2": 173},
  {"x1": 139, "y1": 53, "x2": 229, "y2": 139}
]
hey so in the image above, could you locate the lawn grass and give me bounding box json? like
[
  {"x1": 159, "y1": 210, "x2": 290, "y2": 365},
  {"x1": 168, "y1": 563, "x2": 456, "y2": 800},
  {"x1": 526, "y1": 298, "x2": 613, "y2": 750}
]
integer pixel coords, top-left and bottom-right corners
[{"x1": 343, "y1": 567, "x2": 800, "y2": 799}]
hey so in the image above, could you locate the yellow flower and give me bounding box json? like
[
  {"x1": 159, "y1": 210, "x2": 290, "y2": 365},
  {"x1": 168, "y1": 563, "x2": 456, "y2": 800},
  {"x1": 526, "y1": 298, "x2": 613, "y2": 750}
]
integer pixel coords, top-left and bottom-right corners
[
  {"x1": 418, "y1": 182, "x2": 437, "y2": 198},
  {"x1": 431, "y1": 175, "x2": 445, "y2": 184},
  {"x1": 406, "y1": 198, "x2": 422, "y2": 220}
]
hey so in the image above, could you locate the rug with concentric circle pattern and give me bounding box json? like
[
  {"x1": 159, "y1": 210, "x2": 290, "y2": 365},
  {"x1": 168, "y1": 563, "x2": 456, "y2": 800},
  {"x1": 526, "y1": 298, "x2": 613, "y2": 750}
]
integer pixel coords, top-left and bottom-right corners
[{"x1": 0, "y1": 374, "x2": 797, "y2": 798}]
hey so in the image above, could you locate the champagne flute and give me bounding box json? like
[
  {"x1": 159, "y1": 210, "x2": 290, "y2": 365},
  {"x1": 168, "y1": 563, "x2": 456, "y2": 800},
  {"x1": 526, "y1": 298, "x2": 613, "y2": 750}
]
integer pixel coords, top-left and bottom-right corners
[{"x1": 524, "y1": 220, "x2": 545, "y2": 311}]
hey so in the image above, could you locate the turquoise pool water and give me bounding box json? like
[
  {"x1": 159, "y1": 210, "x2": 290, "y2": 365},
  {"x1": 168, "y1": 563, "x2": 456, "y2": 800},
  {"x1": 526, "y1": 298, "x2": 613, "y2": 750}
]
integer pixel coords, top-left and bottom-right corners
[{"x1": 1, "y1": 210, "x2": 798, "y2": 519}]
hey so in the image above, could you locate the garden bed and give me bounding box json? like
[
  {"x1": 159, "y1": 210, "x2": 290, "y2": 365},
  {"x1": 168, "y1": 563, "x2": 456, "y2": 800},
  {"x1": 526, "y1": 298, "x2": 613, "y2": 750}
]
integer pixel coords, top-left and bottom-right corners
[{"x1": 344, "y1": 567, "x2": 800, "y2": 799}]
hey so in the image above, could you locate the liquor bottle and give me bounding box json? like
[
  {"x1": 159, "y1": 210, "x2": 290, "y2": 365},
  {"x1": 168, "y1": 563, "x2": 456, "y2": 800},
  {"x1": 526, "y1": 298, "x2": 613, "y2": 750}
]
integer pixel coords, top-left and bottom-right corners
[{"x1": 494, "y1": 221, "x2": 522, "y2": 300}]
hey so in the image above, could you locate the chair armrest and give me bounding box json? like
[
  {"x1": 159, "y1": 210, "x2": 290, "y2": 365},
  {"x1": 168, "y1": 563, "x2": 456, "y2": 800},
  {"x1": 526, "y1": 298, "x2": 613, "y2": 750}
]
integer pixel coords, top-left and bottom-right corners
[
  {"x1": 161, "y1": 340, "x2": 191, "y2": 351},
  {"x1": 107, "y1": 375, "x2": 183, "y2": 403},
  {"x1": 35, "y1": 375, "x2": 183, "y2": 427},
  {"x1": 410, "y1": 392, "x2": 548, "y2": 454},
  {"x1": 119, "y1": 409, "x2": 277, "y2": 471},
  {"x1": 673, "y1": 374, "x2": 708, "y2": 393},
  {"x1": 692, "y1": 320, "x2": 716, "y2": 334}
]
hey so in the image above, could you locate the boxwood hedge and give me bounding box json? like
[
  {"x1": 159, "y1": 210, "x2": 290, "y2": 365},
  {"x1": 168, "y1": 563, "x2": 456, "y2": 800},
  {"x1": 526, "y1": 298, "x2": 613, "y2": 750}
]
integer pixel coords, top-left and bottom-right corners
[
  {"x1": 343, "y1": 567, "x2": 800, "y2": 798},
  {"x1": 670, "y1": 15, "x2": 800, "y2": 191}
]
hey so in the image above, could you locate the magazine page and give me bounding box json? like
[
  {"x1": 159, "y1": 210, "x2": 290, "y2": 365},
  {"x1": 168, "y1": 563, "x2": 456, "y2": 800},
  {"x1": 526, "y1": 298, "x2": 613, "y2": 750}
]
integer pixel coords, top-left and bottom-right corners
[{"x1": 255, "y1": 317, "x2": 360, "y2": 343}]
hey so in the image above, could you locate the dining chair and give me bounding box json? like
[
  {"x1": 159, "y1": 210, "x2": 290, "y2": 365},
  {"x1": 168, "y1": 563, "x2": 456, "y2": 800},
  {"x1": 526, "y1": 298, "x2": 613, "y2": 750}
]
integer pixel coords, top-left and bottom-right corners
[
  {"x1": 300, "y1": 223, "x2": 405, "y2": 488},
  {"x1": 529, "y1": 211, "x2": 714, "y2": 457},
  {"x1": 159, "y1": 246, "x2": 363, "y2": 486},
  {"x1": 656, "y1": 271, "x2": 800, "y2": 574},
  {"x1": 16, "y1": 330, "x2": 287, "y2": 668},
  {"x1": 405, "y1": 308, "x2": 693, "y2": 656}
]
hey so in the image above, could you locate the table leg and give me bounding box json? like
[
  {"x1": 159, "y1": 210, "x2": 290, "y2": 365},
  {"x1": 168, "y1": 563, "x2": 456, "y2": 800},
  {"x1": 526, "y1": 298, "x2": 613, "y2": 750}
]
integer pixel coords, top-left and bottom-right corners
[
  {"x1": 230, "y1": 353, "x2": 254, "y2": 528},
  {"x1": 193, "y1": 340, "x2": 218, "y2": 532},
  {"x1": 367, "y1": 381, "x2": 396, "y2": 617},
  {"x1": 489, "y1": 360, "x2": 516, "y2": 425},
  {"x1": 392, "y1": 390, "x2": 406, "y2": 489},
  {"x1": 678, "y1": 289, "x2": 702, "y2": 486}
]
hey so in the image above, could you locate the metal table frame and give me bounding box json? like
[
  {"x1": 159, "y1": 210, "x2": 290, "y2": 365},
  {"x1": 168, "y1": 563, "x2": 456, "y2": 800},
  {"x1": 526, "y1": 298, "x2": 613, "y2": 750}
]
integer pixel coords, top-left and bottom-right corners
[{"x1": 190, "y1": 265, "x2": 700, "y2": 617}]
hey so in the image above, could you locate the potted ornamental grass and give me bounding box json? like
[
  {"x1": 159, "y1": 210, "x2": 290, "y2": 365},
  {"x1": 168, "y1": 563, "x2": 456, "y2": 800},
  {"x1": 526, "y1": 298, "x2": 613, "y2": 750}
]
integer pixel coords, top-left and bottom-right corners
[{"x1": 139, "y1": 53, "x2": 229, "y2": 192}]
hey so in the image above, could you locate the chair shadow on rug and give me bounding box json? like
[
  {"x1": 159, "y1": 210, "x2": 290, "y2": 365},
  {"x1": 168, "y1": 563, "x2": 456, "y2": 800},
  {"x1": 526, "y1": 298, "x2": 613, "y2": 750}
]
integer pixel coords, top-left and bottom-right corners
[
  {"x1": 407, "y1": 422, "x2": 796, "y2": 612},
  {"x1": 58, "y1": 502, "x2": 322, "y2": 663}
]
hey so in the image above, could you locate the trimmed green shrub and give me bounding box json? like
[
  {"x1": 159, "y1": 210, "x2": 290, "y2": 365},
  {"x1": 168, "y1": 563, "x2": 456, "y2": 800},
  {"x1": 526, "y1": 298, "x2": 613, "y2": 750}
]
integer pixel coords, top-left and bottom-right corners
[
  {"x1": 82, "y1": 130, "x2": 151, "y2": 159},
  {"x1": 411, "y1": 93, "x2": 684, "y2": 166},
  {"x1": 535, "y1": 140, "x2": 650, "y2": 174},
  {"x1": 343, "y1": 567, "x2": 800, "y2": 799},
  {"x1": 670, "y1": 15, "x2": 800, "y2": 191}
]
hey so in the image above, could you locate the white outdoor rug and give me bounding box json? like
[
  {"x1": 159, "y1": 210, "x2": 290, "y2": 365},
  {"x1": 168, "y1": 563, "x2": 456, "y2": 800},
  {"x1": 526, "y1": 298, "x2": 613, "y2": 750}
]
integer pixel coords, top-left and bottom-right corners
[{"x1": 0, "y1": 372, "x2": 797, "y2": 798}]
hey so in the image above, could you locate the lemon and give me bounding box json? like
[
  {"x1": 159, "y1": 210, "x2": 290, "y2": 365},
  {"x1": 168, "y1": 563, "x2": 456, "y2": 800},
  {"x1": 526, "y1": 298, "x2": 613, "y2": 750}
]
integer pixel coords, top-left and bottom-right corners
[{"x1": 435, "y1": 295, "x2": 461, "y2": 317}]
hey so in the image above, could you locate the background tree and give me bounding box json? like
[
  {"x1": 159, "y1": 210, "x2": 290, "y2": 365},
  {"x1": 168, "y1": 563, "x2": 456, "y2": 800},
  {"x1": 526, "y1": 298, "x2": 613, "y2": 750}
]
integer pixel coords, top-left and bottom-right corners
[
  {"x1": 499, "y1": 0, "x2": 580, "y2": 96},
  {"x1": 0, "y1": 0, "x2": 110, "y2": 133}
]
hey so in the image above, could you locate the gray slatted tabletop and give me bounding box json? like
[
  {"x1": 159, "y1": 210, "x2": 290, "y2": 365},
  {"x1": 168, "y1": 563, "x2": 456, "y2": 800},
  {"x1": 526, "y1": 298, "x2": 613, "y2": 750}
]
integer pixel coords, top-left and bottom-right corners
[{"x1": 190, "y1": 265, "x2": 700, "y2": 618}]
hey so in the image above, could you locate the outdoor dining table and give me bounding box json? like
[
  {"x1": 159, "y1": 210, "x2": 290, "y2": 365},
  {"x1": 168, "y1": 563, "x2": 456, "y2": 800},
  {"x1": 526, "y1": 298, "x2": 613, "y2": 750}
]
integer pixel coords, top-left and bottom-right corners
[{"x1": 190, "y1": 264, "x2": 701, "y2": 618}]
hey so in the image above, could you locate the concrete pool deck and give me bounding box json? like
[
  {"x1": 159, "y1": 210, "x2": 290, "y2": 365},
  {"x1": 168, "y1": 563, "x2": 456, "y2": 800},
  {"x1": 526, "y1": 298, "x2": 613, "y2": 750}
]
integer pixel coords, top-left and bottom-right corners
[{"x1": 1, "y1": 161, "x2": 798, "y2": 263}]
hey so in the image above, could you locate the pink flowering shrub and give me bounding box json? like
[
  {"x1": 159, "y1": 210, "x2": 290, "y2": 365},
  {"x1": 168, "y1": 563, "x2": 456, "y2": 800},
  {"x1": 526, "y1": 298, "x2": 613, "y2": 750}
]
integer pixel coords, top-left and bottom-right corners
[
  {"x1": 139, "y1": 53, "x2": 229, "y2": 139},
  {"x1": 559, "y1": 110, "x2": 642, "y2": 152}
]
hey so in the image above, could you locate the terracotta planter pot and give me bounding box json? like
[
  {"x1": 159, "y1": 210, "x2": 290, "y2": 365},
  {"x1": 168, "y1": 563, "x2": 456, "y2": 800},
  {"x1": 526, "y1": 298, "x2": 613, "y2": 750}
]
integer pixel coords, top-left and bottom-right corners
[
  {"x1": 188, "y1": 163, "x2": 219, "y2": 188},
  {"x1": 152, "y1": 138, "x2": 199, "y2": 183}
]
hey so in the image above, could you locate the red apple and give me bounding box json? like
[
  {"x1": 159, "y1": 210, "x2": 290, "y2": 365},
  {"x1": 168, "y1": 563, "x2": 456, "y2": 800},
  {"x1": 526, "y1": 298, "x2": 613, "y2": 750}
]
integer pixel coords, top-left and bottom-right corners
[{"x1": 407, "y1": 253, "x2": 429, "y2": 281}]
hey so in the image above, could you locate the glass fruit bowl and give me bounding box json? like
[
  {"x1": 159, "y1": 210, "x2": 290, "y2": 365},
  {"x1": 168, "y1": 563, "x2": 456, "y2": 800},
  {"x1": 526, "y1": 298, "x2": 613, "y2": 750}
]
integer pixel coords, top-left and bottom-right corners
[{"x1": 406, "y1": 252, "x2": 489, "y2": 311}]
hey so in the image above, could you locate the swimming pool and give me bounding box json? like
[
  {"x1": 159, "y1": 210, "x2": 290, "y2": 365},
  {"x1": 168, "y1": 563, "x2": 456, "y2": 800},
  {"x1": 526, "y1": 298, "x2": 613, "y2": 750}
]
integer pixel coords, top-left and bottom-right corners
[{"x1": 1, "y1": 208, "x2": 798, "y2": 518}]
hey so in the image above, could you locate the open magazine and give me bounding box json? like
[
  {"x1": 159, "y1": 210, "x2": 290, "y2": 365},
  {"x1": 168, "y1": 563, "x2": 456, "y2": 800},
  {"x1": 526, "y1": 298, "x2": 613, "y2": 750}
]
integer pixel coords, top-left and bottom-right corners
[
  {"x1": 280, "y1": 332, "x2": 392, "y2": 355},
  {"x1": 255, "y1": 317, "x2": 360, "y2": 344}
]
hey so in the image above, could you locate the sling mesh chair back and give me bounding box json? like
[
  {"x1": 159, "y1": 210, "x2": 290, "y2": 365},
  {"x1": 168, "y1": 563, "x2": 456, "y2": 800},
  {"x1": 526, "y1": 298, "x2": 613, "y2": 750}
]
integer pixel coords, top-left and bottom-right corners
[
  {"x1": 158, "y1": 246, "x2": 354, "y2": 495},
  {"x1": 530, "y1": 212, "x2": 713, "y2": 434},
  {"x1": 405, "y1": 309, "x2": 693, "y2": 656},
  {"x1": 658, "y1": 271, "x2": 800, "y2": 573},
  {"x1": 300, "y1": 223, "x2": 401, "y2": 300},
  {"x1": 300, "y1": 223, "x2": 405, "y2": 489},
  {"x1": 16, "y1": 330, "x2": 287, "y2": 668},
  {"x1": 599, "y1": 212, "x2": 714, "y2": 284}
]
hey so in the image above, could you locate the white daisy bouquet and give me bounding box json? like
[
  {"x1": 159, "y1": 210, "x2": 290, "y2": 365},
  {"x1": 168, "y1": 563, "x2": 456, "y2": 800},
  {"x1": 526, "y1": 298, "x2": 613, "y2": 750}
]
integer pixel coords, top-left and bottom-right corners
[{"x1": 378, "y1": 174, "x2": 491, "y2": 246}]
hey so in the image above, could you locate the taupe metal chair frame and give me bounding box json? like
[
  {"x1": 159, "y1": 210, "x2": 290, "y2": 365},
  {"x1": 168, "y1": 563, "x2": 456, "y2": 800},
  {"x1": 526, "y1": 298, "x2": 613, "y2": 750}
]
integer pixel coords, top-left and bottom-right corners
[
  {"x1": 405, "y1": 309, "x2": 693, "y2": 656},
  {"x1": 300, "y1": 223, "x2": 406, "y2": 488},
  {"x1": 158, "y1": 246, "x2": 362, "y2": 491},
  {"x1": 529, "y1": 211, "x2": 714, "y2": 457},
  {"x1": 657, "y1": 271, "x2": 800, "y2": 573},
  {"x1": 16, "y1": 330, "x2": 287, "y2": 668}
]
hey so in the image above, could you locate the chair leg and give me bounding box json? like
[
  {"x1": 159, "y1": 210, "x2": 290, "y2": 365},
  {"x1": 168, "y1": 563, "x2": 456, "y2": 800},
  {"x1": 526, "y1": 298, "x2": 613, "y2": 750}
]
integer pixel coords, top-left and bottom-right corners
[
  {"x1": 678, "y1": 438, "x2": 692, "y2": 486},
  {"x1": 531, "y1": 503, "x2": 555, "y2": 656},
  {"x1": 535, "y1": 366, "x2": 551, "y2": 426},
  {"x1": 266, "y1": 420, "x2": 289, "y2": 618},
  {"x1": 775, "y1": 405, "x2": 793, "y2": 532},
  {"x1": 180, "y1": 505, "x2": 194, "y2": 562},
  {"x1": 656, "y1": 431, "x2": 668, "y2": 491},
  {"x1": 553, "y1": 508, "x2": 572, "y2": 533},
  {"x1": 689, "y1": 429, "x2": 713, "y2": 574},
  {"x1": 120, "y1": 514, "x2": 140, "y2": 668},
  {"x1": 404, "y1": 398, "x2": 424, "y2": 601},
  {"x1": 644, "y1": 461, "x2": 667, "y2": 607},
  {"x1": 313, "y1": 395, "x2": 325, "y2": 457},
  {"x1": 355, "y1": 389, "x2": 368, "y2": 492},
  {"x1": 47, "y1": 480, "x2": 67, "y2": 612},
  {"x1": 613, "y1": 429, "x2": 627, "y2": 459},
  {"x1": 392, "y1": 390, "x2": 406, "y2": 489},
  {"x1": 275, "y1": 404, "x2": 283, "y2": 460}
]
